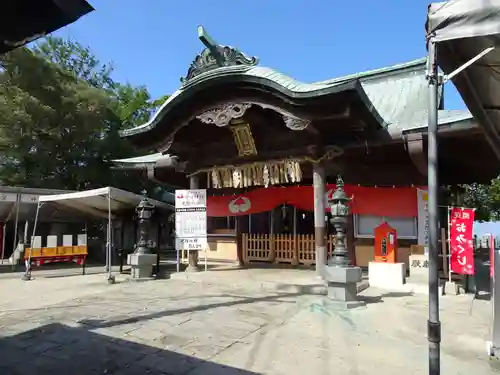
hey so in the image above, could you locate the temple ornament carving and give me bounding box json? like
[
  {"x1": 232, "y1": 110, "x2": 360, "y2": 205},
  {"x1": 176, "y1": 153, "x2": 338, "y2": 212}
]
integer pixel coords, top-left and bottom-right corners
[
  {"x1": 196, "y1": 103, "x2": 252, "y2": 127},
  {"x1": 254, "y1": 103, "x2": 310, "y2": 131},
  {"x1": 181, "y1": 26, "x2": 259, "y2": 84},
  {"x1": 282, "y1": 115, "x2": 310, "y2": 131}
]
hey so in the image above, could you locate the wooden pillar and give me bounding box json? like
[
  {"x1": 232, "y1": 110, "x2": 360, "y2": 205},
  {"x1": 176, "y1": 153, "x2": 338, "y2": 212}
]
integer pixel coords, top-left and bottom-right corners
[
  {"x1": 186, "y1": 175, "x2": 200, "y2": 272},
  {"x1": 235, "y1": 216, "x2": 244, "y2": 267},
  {"x1": 313, "y1": 163, "x2": 326, "y2": 277}
]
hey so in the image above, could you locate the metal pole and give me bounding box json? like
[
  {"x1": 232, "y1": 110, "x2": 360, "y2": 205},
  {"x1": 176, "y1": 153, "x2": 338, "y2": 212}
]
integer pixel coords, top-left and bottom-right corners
[
  {"x1": 313, "y1": 163, "x2": 326, "y2": 277},
  {"x1": 12, "y1": 193, "x2": 20, "y2": 259},
  {"x1": 105, "y1": 223, "x2": 109, "y2": 272},
  {"x1": 23, "y1": 221, "x2": 29, "y2": 244},
  {"x1": 22, "y1": 202, "x2": 41, "y2": 281},
  {"x1": 176, "y1": 245, "x2": 180, "y2": 273},
  {"x1": 0, "y1": 223, "x2": 6, "y2": 264},
  {"x1": 427, "y1": 39, "x2": 441, "y2": 375},
  {"x1": 107, "y1": 192, "x2": 114, "y2": 283},
  {"x1": 492, "y1": 237, "x2": 500, "y2": 355}
]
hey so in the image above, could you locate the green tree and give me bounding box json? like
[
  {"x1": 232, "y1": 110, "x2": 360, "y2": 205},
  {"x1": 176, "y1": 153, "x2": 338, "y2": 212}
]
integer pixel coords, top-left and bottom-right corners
[
  {"x1": 0, "y1": 37, "x2": 169, "y2": 194},
  {"x1": 461, "y1": 179, "x2": 500, "y2": 222},
  {"x1": 0, "y1": 47, "x2": 112, "y2": 189},
  {"x1": 33, "y1": 36, "x2": 168, "y2": 129}
]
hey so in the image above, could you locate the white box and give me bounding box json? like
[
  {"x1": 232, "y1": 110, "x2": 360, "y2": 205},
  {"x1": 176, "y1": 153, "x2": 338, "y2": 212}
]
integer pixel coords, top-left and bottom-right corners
[
  {"x1": 62, "y1": 234, "x2": 73, "y2": 246},
  {"x1": 46, "y1": 235, "x2": 57, "y2": 248},
  {"x1": 368, "y1": 262, "x2": 406, "y2": 290}
]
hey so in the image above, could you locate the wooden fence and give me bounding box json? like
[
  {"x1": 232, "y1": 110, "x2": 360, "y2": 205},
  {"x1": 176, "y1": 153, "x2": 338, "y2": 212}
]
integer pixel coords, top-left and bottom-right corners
[{"x1": 242, "y1": 233, "x2": 335, "y2": 266}]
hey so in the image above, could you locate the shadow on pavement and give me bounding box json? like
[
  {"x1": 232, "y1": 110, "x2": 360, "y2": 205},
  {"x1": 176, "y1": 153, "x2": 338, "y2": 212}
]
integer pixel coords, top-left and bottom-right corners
[
  {"x1": 358, "y1": 291, "x2": 414, "y2": 304},
  {"x1": 0, "y1": 322, "x2": 259, "y2": 375},
  {"x1": 78, "y1": 292, "x2": 298, "y2": 330}
]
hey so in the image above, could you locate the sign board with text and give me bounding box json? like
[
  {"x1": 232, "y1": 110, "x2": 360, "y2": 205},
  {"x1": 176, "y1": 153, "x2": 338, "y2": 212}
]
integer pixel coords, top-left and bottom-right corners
[
  {"x1": 175, "y1": 189, "x2": 207, "y2": 251},
  {"x1": 449, "y1": 207, "x2": 475, "y2": 275}
]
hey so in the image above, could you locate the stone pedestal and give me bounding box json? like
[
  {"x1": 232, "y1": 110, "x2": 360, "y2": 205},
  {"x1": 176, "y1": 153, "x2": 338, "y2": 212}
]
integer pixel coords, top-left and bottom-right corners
[
  {"x1": 323, "y1": 265, "x2": 365, "y2": 309},
  {"x1": 127, "y1": 253, "x2": 157, "y2": 279},
  {"x1": 368, "y1": 262, "x2": 406, "y2": 289}
]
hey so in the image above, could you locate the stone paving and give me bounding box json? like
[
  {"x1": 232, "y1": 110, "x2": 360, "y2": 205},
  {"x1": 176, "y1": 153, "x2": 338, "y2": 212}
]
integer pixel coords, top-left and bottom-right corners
[{"x1": 0, "y1": 268, "x2": 498, "y2": 374}]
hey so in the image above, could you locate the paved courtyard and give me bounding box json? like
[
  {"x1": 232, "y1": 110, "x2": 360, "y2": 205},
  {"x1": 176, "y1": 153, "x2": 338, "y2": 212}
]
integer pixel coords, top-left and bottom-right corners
[{"x1": 0, "y1": 267, "x2": 497, "y2": 374}]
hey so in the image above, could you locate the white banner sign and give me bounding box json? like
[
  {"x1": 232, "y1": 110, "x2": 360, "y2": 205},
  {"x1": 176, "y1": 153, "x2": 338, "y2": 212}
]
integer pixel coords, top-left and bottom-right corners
[
  {"x1": 417, "y1": 189, "x2": 429, "y2": 254},
  {"x1": 0, "y1": 193, "x2": 17, "y2": 203},
  {"x1": 175, "y1": 189, "x2": 207, "y2": 251},
  {"x1": 20, "y1": 194, "x2": 38, "y2": 204}
]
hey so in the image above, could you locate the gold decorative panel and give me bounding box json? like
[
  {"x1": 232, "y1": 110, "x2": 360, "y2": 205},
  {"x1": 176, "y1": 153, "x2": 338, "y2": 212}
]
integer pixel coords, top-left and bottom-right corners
[{"x1": 229, "y1": 119, "x2": 257, "y2": 157}]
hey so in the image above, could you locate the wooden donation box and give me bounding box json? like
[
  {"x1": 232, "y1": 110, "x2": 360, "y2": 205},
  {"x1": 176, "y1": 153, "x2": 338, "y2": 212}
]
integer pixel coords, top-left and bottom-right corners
[{"x1": 374, "y1": 222, "x2": 397, "y2": 263}]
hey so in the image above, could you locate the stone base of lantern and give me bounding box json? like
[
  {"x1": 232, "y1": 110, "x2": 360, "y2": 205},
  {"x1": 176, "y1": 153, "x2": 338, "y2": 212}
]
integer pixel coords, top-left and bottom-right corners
[
  {"x1": 128, "y1": 253, "x2": 157, "y2": 279},
  {"x1": 323, "y1": 265, "x2": 365, "y2": 309}
]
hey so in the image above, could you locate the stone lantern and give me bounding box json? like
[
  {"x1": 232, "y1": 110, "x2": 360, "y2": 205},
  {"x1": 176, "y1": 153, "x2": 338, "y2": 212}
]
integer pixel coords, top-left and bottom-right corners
[
  {"x1": 134, "y1": 196, "x2": 155, "y2": 255},
  {"x1": 128, "y1": 192, "x2": 158, "y2": 279},
  {"x1": 323, "y1": 176, "x2": 364, "y2": 308},
  {"x1": 328, "y1": 176, "x2": 351, "y2": 267}
]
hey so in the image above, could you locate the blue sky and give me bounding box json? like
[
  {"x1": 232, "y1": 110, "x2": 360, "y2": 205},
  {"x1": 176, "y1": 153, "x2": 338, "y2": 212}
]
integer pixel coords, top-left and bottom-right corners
[{"x1": 54, "y1": 0, "x2": 465, "y2": 109}]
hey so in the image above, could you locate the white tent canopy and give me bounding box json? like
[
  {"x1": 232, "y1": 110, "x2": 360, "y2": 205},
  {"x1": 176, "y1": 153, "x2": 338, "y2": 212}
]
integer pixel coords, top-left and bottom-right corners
[
  {"x1": 26, "y1": 187, "x2": 173, "y2": 281},
  {"x1": 427, "y1": 0, "x2": 500, "y2": 158},
  {"x1": 427, "y1": 0, "x2": 500, "y2": 42},
  {"x1": 37, "y1": 187, "x2": 173, "y2": 219}
]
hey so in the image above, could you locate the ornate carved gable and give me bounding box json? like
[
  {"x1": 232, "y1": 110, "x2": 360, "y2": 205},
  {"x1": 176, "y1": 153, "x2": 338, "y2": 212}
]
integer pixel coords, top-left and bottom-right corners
[{"x1": 180, "y1": 26, "x2": 259, "y2": 84}]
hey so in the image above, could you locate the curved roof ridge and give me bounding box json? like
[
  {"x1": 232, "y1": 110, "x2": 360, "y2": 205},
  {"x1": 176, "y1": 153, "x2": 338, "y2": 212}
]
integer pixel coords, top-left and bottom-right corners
[
  {"x1": 120, "y1": 67, "x2": 367, "y2": 138},
  {"x1": 315, "y1": 57, "x2": 427, "y2": 85},
  {"x1": 120, "y1": 58, "x2": 428, "y2": 139}
]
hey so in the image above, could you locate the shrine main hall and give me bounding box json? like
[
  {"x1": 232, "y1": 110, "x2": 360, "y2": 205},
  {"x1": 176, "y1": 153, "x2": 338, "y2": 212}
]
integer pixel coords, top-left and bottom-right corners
[{"x1": 114, "y1": 27, "x2": 500, "y2": 271}]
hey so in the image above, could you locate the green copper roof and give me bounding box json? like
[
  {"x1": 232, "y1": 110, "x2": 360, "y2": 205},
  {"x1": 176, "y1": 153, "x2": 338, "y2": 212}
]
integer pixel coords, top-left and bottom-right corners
[{"x1": 121, "y1": 57, "x2": 434, "y2": 139}]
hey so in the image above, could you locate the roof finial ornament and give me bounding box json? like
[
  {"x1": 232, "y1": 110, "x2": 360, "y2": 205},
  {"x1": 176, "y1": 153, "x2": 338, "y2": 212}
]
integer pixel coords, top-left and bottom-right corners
[
  {"x1": 336, "y1": 175, "x2": 344, "y2": 188},
  {"x1": 197, "y1": 26, "x2": 224, "y2": 67},
  {"x1": 181, "y1": 26, "x2": 259, "y2": 85}
]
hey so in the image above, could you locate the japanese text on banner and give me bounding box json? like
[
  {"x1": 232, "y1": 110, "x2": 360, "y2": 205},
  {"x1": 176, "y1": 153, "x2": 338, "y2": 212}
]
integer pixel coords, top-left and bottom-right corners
[{"x1": 449, "y1": 207, "x2": 475, "y2": 275}]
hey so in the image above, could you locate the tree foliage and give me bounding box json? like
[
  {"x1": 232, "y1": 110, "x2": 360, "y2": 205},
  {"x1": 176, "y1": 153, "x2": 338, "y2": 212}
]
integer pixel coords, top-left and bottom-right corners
[
  {"x1": 0, "y1": 36, "x2": 168, "y2": 195},
  {"x1": 461, "y1": 180, "x2": 500, "y2": 222}
]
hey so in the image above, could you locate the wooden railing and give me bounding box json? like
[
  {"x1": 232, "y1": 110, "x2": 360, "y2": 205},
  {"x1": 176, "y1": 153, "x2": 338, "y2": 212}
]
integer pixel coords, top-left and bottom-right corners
[{"x1": 243, "y1": 233, "x2": 335, "y2": 266}]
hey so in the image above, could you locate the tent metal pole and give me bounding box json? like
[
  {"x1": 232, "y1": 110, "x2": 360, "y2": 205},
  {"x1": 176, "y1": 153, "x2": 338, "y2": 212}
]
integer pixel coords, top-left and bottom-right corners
[
  {"x1": 1, "y1": 223, "x2": 6, "y2": 264},
  {"x1": 427, "y1": 38, "x2": 441, "y2": 375},
  {"x1": 22, "y1": 202, "x2": 41, "y2": 281},
  {"x1": 24, "y1": 220, "x2": 29, "y2": 244},
  {"x1": 443, "y1": 46, "x2": 495, "y2": 83},
  {"x1": 11, "y1": 193, "x2": 20, "y2": 261},
  {"x1": 107, "y1": 192, "x2": 114, "y2": 283}
]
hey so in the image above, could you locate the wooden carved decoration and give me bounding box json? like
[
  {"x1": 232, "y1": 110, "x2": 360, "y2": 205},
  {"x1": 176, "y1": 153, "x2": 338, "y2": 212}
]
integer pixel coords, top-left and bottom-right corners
[
  {"x1": 229, "y1": 120, "x2": 258, "y2": 157},
  {"x1": 196, "y1": 103, "x2": 252, "y2": 127},
  {"x1": 253, "y1": 103, "x2": 310, "y2": 131},
  {"x1": 282, "y1": 115, "x2": 310, "y2": 131}
]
